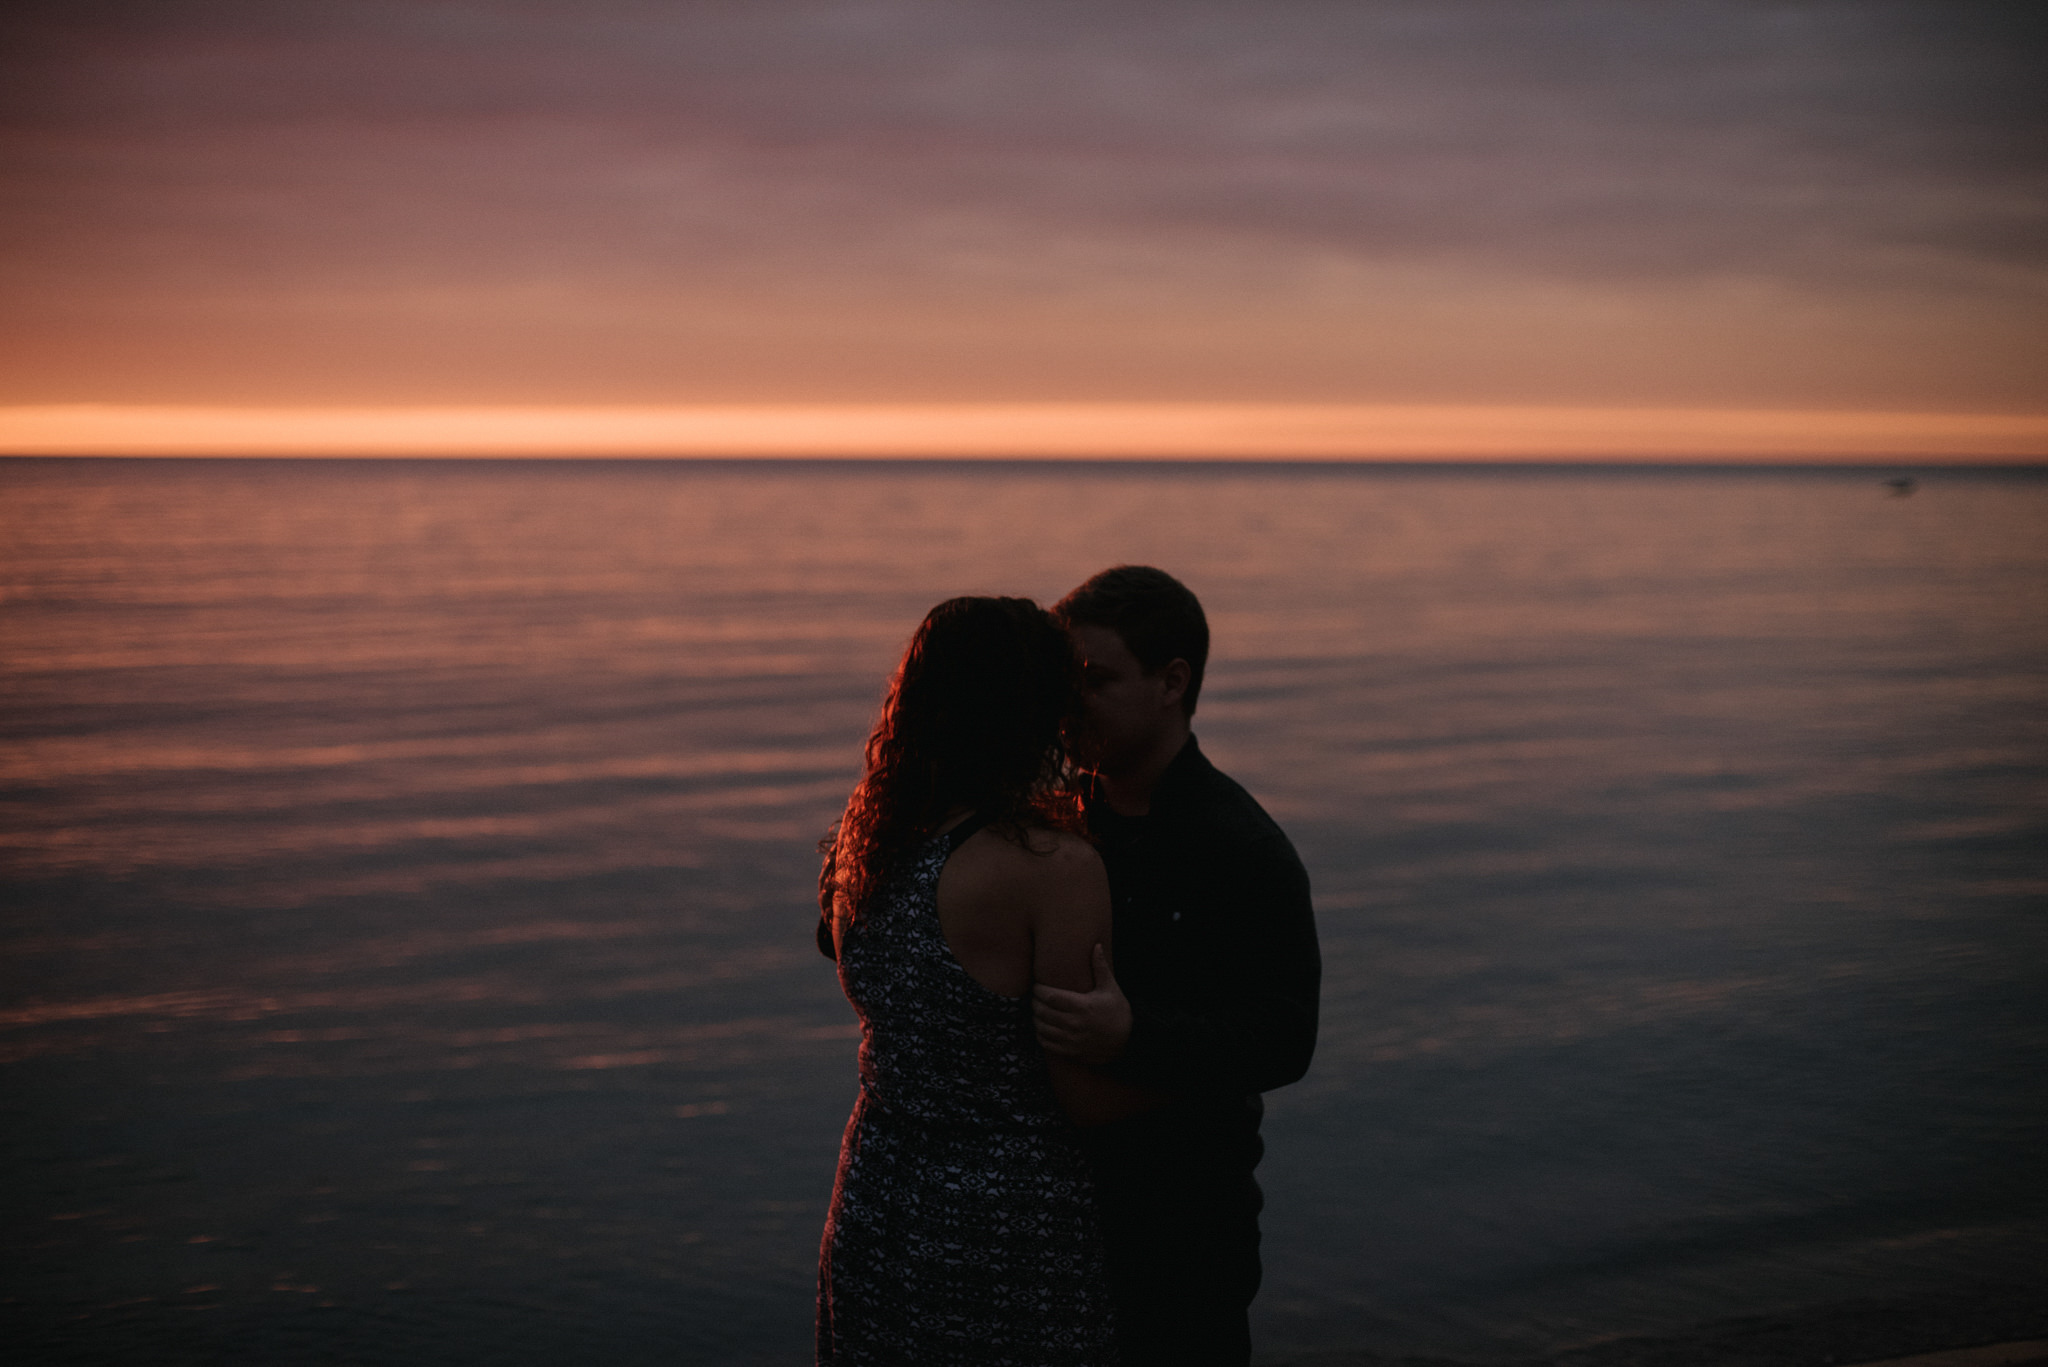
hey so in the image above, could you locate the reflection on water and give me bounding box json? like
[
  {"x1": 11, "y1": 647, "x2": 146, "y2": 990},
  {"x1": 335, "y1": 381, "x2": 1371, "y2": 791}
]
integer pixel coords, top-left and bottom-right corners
[{"x1": 3, "y1": 458, "x2": 2045, "y2": 1363}]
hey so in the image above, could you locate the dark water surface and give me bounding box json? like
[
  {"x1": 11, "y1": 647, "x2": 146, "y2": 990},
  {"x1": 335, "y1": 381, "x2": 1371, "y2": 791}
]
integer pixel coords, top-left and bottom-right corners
[{"x1": 3, "y1": 458, "x2": 2044, "y2": 1364}]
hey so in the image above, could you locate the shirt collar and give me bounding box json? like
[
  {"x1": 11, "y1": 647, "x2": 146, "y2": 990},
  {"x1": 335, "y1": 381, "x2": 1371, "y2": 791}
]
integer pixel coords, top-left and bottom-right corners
[
  {"x1": 1083, "y1": 733, "x2": 1206, "y2": 817},
  {"x1": 1150, "y1": 733, "x2": 1207, "y2": 810}
]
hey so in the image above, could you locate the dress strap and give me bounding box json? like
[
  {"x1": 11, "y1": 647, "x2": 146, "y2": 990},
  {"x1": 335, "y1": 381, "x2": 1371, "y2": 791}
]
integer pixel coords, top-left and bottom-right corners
[{"x1": 940, "y1": 811, "x2": 995, "y2": 854}]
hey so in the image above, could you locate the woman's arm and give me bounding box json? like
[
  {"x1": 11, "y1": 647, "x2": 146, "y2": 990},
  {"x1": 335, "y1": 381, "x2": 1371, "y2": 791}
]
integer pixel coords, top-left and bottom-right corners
[{"x1": 1026, "y1": 834, "x2": 1167, "y2": 1126}]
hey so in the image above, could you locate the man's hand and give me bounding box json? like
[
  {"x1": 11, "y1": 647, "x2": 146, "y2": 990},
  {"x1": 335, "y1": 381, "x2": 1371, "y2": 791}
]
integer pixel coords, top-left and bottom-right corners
[{"x1": 1033, "y1": 944, "x2": 1133, "y2": 1066}]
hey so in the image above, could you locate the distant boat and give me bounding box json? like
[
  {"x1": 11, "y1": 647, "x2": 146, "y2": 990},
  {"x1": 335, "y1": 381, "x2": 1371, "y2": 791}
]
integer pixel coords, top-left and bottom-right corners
[{"x1": 1884, "y1": 476, "x2": 1917, "y2": 496}]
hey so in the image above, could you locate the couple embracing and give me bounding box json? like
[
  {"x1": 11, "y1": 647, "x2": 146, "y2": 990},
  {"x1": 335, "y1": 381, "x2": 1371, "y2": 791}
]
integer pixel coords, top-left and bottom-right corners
[{"x1": 816, "y1": 566, "x2": 1322, "y2": 1367}]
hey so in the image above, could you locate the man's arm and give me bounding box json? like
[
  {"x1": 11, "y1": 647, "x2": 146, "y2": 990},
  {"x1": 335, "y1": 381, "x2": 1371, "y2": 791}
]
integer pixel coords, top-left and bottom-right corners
[{"x1": 1035, "y1": 829, "x2": 1319, "y2": 1096}]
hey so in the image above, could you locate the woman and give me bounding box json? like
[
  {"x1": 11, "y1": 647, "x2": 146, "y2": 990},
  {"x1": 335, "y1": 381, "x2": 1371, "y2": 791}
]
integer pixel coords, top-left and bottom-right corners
[{"x1": 815, "y1": 596, "x2": 1139, "y2": 1366}]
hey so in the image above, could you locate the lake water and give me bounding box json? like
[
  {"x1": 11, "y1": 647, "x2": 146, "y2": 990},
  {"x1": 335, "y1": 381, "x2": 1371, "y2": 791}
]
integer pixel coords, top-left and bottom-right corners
[{"x1": 3, "y1": 458, "x2": 2044, "y2": 1365}]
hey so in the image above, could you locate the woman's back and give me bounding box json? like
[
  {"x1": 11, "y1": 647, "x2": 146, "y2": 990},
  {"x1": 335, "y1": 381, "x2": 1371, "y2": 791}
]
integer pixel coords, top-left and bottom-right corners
[{"x1": 834, "y1": 816, "x2": 1078, "y2": 1131}]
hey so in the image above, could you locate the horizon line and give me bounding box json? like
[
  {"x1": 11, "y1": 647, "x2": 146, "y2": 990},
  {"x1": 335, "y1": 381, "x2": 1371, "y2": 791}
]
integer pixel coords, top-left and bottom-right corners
[{"x1": 4, "y1": 402, "x2": 2047, "y2": 462}]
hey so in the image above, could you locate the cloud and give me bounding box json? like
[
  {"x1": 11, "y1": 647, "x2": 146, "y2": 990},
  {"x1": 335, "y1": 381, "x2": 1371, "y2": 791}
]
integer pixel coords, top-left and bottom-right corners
[{"x1": 3, "y1": 1, "x2": 2044, "y2": 405}]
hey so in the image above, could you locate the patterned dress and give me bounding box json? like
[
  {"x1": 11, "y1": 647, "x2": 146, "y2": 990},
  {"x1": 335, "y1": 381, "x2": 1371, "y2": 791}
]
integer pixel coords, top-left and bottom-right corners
[{"x1": 818, "y1": 819, "x2": 1117, "y2": 1366}]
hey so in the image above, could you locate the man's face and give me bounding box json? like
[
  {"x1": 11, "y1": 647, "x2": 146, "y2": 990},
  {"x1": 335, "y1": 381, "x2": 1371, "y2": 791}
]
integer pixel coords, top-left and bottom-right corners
[{"x1": 1067, "y1": 621, "x2": 1177, "y2": 774}]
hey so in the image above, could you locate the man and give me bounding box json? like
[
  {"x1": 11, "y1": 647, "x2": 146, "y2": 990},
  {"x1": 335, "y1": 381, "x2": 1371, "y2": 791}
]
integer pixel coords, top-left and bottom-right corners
[{"x1": 1035, "y1": 565, "x2": 1320, "y2": 1367}]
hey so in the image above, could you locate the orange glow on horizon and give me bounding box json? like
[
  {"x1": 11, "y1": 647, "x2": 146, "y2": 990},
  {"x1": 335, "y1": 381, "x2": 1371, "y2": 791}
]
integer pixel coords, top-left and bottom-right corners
[{"x1": 3, "y1": 403, "x2": 2046, "y2": 462}]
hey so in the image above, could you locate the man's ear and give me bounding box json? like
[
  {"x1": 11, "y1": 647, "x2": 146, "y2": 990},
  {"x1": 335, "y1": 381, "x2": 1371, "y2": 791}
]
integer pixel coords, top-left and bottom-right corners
[{"x1": 1159, "y1": 658, "x2": 1191, "y2": 711}]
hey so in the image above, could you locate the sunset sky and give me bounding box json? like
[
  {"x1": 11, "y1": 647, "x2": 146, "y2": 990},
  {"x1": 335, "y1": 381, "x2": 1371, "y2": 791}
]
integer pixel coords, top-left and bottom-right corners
[{"x1": 3, "y1": 1, "x2": 2044, "y2": 457}]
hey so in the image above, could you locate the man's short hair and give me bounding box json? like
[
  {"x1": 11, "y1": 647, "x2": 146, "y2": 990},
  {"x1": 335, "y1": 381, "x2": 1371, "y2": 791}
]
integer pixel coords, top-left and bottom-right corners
[{"x1": 1054, "y1": 565, "x2": 1209, "y2": 717}]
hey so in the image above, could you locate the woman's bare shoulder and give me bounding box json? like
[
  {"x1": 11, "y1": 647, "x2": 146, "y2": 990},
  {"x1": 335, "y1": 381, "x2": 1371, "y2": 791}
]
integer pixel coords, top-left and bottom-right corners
[
  {"x1": 1012, "y1": 823, "x2": 1100, "y2": 863},
  {"x1": 954, "y1": 824, "x2": 1102, "y2": 892}
]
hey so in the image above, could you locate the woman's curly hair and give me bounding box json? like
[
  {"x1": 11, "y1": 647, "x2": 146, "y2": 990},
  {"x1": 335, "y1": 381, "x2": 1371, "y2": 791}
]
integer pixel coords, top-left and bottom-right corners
[{"x1": 821, "y1": 596, "x2": 1082, "y2": 939}]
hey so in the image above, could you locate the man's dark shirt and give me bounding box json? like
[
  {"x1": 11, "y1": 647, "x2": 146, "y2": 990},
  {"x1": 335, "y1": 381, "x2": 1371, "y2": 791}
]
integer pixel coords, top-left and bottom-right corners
[
  {"x1": 1090, "y1": 734, "x2": 1319, "y2": 1113},
  {"x1": 1082, "y1": 735, "x2": 1318, "y2": 1363}
]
